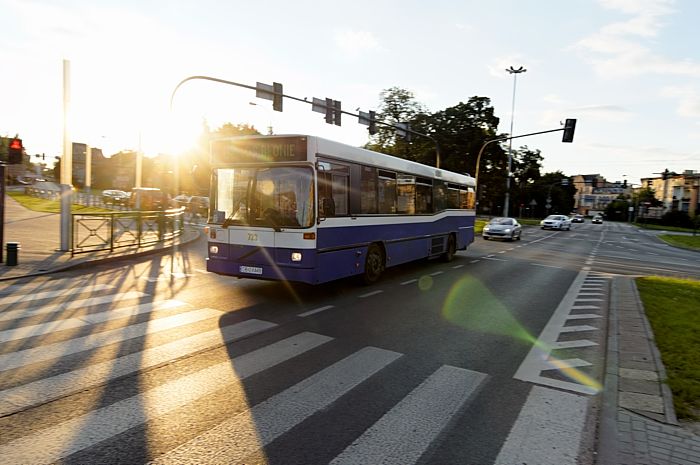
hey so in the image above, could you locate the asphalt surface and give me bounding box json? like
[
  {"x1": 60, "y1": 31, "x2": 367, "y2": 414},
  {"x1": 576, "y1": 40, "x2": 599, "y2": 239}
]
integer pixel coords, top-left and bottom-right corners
[{"x1": 1, "y1": 219, "x2": 699, "y2": 464}]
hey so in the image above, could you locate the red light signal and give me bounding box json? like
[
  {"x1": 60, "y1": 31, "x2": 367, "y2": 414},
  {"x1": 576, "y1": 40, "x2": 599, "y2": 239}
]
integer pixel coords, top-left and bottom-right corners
[{"x1": 7, "y1": 138, "x2": 23, "y2": 164}]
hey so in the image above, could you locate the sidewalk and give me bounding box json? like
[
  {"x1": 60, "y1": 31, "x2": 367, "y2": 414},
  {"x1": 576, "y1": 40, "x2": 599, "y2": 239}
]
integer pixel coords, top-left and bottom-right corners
[
  {"x1": 0, "y1": 194, "x2": 201, "y2": 281},
  {"x1": 598, "y1": 277, "x2": 700, "y2": 464}
]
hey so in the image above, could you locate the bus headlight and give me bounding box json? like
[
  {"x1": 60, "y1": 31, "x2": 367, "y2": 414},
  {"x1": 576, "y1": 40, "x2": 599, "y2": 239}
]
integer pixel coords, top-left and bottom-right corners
[
  {"x1": 209, "y1": 245, "x2": 219, "y2": 254},
  {"x1": 291, "y1": 252, "x2": 302, "y2": 262}
]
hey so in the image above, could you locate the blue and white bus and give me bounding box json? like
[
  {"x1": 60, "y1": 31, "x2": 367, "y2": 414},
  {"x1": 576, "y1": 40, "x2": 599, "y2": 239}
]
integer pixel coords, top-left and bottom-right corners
[{"x1": 205, "y1": 135, "x2": 476, "y2": 285}]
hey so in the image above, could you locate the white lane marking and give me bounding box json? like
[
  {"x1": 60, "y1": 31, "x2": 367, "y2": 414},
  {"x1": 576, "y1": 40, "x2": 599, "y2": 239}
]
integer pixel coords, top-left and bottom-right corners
[
  {"x1": 552, "y1": 340, "x2": 598, "y2": 349},
  {"x1": 531, "y1": 263, "x2": 563, "y2": 269},
  {"x1": 452, "y1": 264, "x2": 464, "y2": 269},
  {"x1": 498, "y1": 250, "x2": 506, "y2": 254},
  {"x1": 0, "y1": 291, "x2": 148, "y2": 322},
  {"x1": 0, "y1": 308, "x2": 221, "y2": 373},
  {"x1": 150, "y1": 347, "x2": 402, "y2": 465},
  {"x1": 0, "y1": 300, "x2": 187, "y2": 343},
  {"x1": 575, "y1": 298, "x2": 604, "y2": 302},
  {"x1": 0, "y1": 281, "x2": 107, "y2": 295},
  {"x1": 566, "y1": 314, "x2": 602, "y2": 320},
  {"x1": 330, "y1": 365, "x2": 486, "y2": 465},
  {"x1": 495, "y1": 386, "x2": 589, "y2": 465},
  {"x1": 0, "y1": 332, "x2": 332, "y2": 465},
  {"x1": 470, "y1": 260, "x2": 480, "y2": 264},
  {"x1": 401, "y1": 279, "x2": 418, "y2": 285},
  {"x1": 543, "y1": 358, "x2": 592, "y2": 370},
  {"x1": 298, "y1": 305, "x2": 335, "y2": 317},
  {"x1": 0, "y1": 284, "x2": 114, "y2": 305},
  {"x1": 514, "y1": 270, "x2": 601, "y2": 395},
  {"x1": 359, "y1": 290, "x2": 383, "y2": 298},
  {"x1": 571, "y1": 305, "x2": 600, "y2": 310},
  {"x1": 429, "y1": 271, "x2": 444, "y2": 276},
  {"x1": 0, "y1": 319, "x2": 277, "y2": 416},
  {"x1": 483, "y1": 257, "x2": 507, "y2": 261},
  {"x1": 559, "y1": 325, "x2": 598, "y2": 333}
]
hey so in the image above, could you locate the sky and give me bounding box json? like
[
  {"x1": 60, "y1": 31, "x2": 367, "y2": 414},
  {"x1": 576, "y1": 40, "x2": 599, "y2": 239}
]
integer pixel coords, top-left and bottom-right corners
[{"x1": 1, "y1": 0, "x2": 699, "y2": 185}]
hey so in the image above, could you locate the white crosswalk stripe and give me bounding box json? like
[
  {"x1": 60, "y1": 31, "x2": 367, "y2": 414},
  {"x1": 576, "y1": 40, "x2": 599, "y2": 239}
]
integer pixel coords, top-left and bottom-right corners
[
  {"x1": 0, "y1": 280, "x2": 506, "y2": 465},
  {"x1": 150, "y1": 347, "x2": 402, "y2": 465},
  {"x1": 0, "y1": 308, "x2": 222, "y2": 372},
  {"x1": 0, "y1": 283, "x2": 114, "y2": 304},
  {"x1": 330, "y1": 365, "x2": 487, "y2": 465},
  {"x1": 0, "y1": 318, "x2": 278, "y2": 416},
  {"x1": 0, "y1": 332, "x2": 333, "y2": 464},
  {"x1": 0, "y1": 290, "x2": 147, "y2": 322}
]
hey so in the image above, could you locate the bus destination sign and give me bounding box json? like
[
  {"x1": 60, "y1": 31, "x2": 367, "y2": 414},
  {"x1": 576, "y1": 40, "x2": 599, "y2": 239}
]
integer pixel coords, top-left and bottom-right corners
[{"x1": 211, "y1": 137, "x2": 307, "y2": 164}]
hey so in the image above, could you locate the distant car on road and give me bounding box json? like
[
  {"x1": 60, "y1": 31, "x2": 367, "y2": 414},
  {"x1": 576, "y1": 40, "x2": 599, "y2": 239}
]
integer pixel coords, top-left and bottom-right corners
[
  {"x1": 482, "y1": 217, "x2": 522, "y2": 241},
  {"x1": 592, "y1": 215, "x2": 604, "y2": 224},
  {"x1": 540, "y1": 214, "x2": 572, "y2": 230},
  {"x1": 188, "y1": 196, "x2": 210, "y2": 216},
  {"x1": 102, "y1": 189, "x2": 129, "y2": 205},
  {"x1": 571, "y1": 214, "x2": 585, "y2": 223}
]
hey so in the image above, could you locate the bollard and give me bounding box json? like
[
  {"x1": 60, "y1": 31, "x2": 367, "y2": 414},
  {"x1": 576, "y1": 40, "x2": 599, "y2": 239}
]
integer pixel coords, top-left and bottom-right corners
[{"x1": 5, "y1": 242, "x2": 20, "y2": 266}]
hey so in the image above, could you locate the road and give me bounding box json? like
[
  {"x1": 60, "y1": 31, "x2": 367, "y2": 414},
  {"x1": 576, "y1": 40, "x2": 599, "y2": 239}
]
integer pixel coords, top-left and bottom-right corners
[{"x1": 0, "y1": 220, "x2": 697, "y2": 464}]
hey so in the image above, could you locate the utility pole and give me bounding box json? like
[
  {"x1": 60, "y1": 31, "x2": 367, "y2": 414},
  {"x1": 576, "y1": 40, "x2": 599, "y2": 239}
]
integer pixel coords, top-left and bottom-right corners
[{"x1": 504, "y1": 66, "x2": 527, "y2": 217}]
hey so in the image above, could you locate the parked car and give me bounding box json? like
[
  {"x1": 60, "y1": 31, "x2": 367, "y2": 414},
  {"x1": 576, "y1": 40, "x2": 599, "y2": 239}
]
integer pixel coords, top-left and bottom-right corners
[
  {"x1": 540, "y1": 214, "x2": 572, "y2": 230},
  {"x1": 188, "y1": 196, "x2": 209, "y2": 215},
  {"x1": 173, "y1": 194, "x2": 192, "y2": 208},
  {"x1": 129, "y1": 187, "x2": 169, "y2": 210},
  {"x1": 571, "y1": 214, "x2": 585, "y2": 223},
  {"x1": 483, "y1": 217, "x2": 522, "y2": 241},
  {"x1": 592, "y1": 215, "x2": 604, "y2": 224},
  {"x1": 102, "y1": 189, "x2": 129, "y2": 205}
]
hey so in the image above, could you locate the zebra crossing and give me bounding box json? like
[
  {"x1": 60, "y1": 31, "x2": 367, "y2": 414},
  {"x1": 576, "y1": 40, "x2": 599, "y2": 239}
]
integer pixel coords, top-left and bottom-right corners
[{"x1": 0, "y1": 277, "x2": 590, "y2": 465}]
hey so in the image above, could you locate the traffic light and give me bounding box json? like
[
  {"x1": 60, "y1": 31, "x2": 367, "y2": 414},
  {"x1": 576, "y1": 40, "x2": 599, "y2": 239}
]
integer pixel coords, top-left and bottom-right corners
[
  {"x1": 562, "y1": 119, "x2": 577, "y2": 143},
  {"x1": 8, "y1": 138, "x2": 23, "y2": 164},
  {"x1": 368, "y1": 110, "x2": 377, "y2": 135},
  {"x1": 272, "y1": 82, "x2": 283, "y2": 112}
]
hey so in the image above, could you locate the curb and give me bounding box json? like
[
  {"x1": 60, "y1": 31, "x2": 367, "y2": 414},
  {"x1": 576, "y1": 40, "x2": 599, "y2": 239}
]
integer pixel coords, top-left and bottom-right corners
[{"x1": 596, "y1": 276, "x2": 622, "y2": 465}]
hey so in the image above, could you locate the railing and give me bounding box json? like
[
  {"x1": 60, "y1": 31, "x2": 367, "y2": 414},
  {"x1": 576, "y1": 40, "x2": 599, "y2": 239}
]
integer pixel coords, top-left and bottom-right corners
[{"x1": 71, "y1": 207, "x2": 186, "y2": 256}]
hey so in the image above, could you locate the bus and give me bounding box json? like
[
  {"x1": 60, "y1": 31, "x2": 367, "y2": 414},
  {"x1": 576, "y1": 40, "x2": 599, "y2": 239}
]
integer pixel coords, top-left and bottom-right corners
[{"x1": 205, "y1": 135, "x2": 476, "y2": 285}]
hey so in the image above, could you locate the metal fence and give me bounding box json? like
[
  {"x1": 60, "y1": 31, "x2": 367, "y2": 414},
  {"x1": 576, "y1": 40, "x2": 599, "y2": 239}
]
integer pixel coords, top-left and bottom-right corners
[{"x1": 71, "y1": 207, "x2": 186, "y2": 256}]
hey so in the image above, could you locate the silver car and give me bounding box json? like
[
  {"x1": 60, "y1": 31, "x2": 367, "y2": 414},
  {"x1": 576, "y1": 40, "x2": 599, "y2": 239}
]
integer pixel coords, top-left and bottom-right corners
[
  {"x1": 540, "y1": 214, "x2": 572, "y2": 230},
  {"x1": 483, "y1": 217, "x2": 522, "y2": 241}
]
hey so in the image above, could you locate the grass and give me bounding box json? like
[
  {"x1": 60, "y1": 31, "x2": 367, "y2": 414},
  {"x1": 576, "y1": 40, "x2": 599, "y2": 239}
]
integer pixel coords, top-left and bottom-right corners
[
  {"x1": 635, "y1": 222, "x2": 698, "y2": 234},
  {"x1": 657, "y1": 234, "x2": 700, "y2": 251},
  {"x1": 7, "y1": 191, "x2": 111, "y2": 214},
  {"x1": 636, "y1": 276, "x2": 700, "y2": 420}
]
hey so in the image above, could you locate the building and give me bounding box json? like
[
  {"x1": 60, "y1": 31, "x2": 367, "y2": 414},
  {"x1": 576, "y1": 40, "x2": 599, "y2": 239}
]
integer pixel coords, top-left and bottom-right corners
[
  {"x1": 640, "y1": 170, "x2": 700, "y2": 217},
  {"x1": 572, "y1": 174, "x2": 625, "y2": 216}
]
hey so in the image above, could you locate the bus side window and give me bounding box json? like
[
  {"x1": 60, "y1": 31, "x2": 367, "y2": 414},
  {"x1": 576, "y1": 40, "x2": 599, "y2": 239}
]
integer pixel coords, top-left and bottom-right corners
[{"x1": 321, "y1": 197, "x2": 336, "y2": 217}]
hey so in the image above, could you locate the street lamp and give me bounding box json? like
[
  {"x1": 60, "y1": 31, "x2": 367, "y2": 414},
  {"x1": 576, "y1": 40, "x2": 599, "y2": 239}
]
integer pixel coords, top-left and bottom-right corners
[{"x1": 504, "y1": 65, "x2": 526, "y2": 217}]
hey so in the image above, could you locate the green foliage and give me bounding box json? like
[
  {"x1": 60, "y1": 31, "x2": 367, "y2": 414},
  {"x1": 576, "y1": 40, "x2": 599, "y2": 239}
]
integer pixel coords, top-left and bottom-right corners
[
  {"x1": 637, "y1": 277, "x2": 700, "y2": 420},
  {"x1": 661, "y1": 210, "x2": 693, "y2": 228},
  {"x1": 604, "y1": 198, "x2": 630, "y2": 221}
]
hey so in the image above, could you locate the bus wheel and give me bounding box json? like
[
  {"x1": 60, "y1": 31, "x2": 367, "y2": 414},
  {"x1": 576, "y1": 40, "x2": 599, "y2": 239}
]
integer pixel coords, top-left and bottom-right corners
[
  {"x1": 362, "y1": 244, "x2": 385, "y2": 285},
  {"x1": 442, "y1": 234, "x2": 456, "y2": 262}
]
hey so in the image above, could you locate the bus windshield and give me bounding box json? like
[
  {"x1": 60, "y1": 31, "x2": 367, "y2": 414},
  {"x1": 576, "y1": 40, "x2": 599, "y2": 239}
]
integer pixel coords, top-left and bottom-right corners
[{"x1": 212, "y1": 166, "x2": 314, "y2": 229}]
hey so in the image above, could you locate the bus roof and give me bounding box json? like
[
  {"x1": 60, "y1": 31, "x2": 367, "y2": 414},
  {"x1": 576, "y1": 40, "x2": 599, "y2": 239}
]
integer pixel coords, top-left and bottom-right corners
[{"x1": 213, "y1": 134, "x2": 475, "y2": 187}]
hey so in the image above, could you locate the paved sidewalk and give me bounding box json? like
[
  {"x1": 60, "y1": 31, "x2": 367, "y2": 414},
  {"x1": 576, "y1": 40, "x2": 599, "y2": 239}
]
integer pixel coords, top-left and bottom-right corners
[
  {"x1": 598, "y1": 277, "x2": 700, "y2": 464},
  {"x1": 0, "y1": 194, "x2": 201, "y2": 281}
]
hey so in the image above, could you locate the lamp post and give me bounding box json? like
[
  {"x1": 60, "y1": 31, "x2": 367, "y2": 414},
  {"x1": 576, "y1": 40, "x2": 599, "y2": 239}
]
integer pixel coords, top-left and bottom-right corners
[{"x1": 504, "y1": 65, "x2": 526, "y2": 217}]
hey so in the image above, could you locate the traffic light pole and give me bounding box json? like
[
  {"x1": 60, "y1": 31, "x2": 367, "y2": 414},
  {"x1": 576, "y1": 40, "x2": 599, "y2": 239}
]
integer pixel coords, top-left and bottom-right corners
[
  {"x1": 171, "y1": 75, "x2": 444, "y2": 167},
  {"x1": 474, "y1": 126, "x2": 573, "y2": 213}
]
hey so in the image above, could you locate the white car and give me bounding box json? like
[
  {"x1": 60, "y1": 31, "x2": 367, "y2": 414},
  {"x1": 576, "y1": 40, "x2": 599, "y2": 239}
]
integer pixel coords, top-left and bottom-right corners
[
  {"x1": 540, "y1": 214, "x2": 572, "y2": 230},
  {"x1": 483, "y1": 217, "x2": 522, "y2": 241}
]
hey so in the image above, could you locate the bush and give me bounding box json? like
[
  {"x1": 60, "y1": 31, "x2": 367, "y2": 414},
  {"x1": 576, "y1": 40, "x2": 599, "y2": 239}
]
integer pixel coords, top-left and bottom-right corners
[{"x1": 661, "y1": 210, "x2": 693, "y2": 228}]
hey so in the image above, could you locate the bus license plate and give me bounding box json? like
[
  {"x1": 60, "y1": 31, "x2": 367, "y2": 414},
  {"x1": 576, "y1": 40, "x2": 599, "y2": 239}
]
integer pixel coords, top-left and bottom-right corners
[{"x1": 240, "y1": 265, "x2": 263, "y2": 275}]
